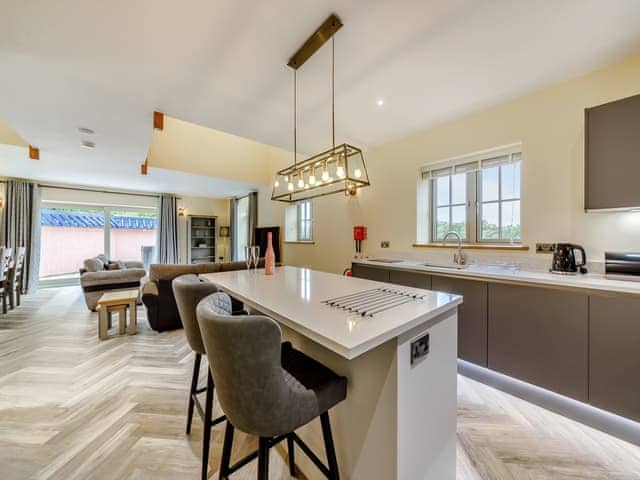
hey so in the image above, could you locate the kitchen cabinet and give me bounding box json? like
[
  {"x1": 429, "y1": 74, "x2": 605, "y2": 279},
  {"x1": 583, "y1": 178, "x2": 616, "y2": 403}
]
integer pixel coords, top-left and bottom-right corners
[
  {"x1": 589, "y1": 294, "x2": 640, "y2": 422},
  {"x1": 432, "y1": 275, "x2": 488, "y2": 366},
  {"x1": 585, "y1": 93, "x2": 640, "y2": 210},
  {"x1": 389, "y1": 270, "x2": 432, "y2": 289},
  {"x1": 351, "y1": 263, "x2": 390, "y2": 283},
  {"x1": 488, "y1": 283, "x2": 589, "y2": 402}
]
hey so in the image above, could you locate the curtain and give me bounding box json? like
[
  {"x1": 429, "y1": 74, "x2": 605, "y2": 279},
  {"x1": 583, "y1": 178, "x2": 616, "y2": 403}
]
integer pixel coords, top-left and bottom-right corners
[
  {"x1": 248, "y1": 191, "x2": 258, "y2": 247},
  {"x1": 0, "y1": 180, "x2": 41, "y2": 293},
  {"x1": 229, "y1": 198, "x2": 237, "y2": 261},
  {"x1": 158, "y1": 194, "x2": 179, "y2": 264}
]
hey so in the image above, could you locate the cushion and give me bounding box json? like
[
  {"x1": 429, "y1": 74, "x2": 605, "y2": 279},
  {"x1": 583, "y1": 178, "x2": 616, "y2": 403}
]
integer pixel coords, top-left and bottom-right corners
[
  {"x1": 105, "y1": 263, "x2": 120, "y2": 271},
  {"x1": 83, "y1": 256, "x2": 105, "y2": 273}
]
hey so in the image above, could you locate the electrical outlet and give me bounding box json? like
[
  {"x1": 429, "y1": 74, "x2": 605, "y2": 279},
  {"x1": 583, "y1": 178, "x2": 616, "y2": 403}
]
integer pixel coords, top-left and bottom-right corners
[
  {"x1": 381, "y1": 240, "x2": 390, "y2": 248},
  {"x1": 536, "y1": 243, "x2": 554, "y2": 253}
]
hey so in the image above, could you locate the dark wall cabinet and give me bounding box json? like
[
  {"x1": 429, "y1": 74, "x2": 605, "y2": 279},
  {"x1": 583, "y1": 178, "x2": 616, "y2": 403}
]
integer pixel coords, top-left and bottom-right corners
[
  {"x1": 488, "y1": 283, "x2": 589, "y2": 402},
  {"x1": 389, "y1": 270, "x2": 432, "y2": 289},
  {"x1": 589, "y1": 295, "x2": 640, "y2": 422},
  {"x1": 432, "y1": 276, "x2": 488, "y2": 367},
  {"x1": 351, "y1": 264, "x2": 390, "y2": 283}
]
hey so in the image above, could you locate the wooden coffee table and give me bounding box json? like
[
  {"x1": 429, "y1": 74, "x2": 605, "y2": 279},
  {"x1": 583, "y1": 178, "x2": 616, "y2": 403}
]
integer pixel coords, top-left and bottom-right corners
[{"x1": 96, "y1": 289, "x2": 139, "y2": 340}]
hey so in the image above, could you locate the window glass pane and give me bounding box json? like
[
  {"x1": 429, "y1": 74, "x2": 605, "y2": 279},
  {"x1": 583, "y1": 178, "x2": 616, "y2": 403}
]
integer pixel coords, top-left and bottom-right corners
[
  {"x1": 501, "y1": 200, "x2": 521, "y2": 240},
  {"x1": 40, "y1": 207, "x2": 105, "y2": 279},
  {"x1": 482, "y1": 166, "x2": 499, "y2": 202},
  {"x1": 109, "y1": 210, "x2": 157, "y2": 266},
  {"x1": 481, "y1": 203, "x2": 499, "y2": 240},
  {"x1": 501, "y1": 162, "x2": 520, "y2": 200},
  {"x1": 436, "y1": 176, "x2": 450, "y2": 206},
  {"x1": 451, "y1": 173, "x2": 466, "y2": 204},
  {"x1": 451, "y1": 205, "x2": 466, "y2": 239},
  {"x1": 436, "y1": 206, "x2": 450, "y2": 239}
]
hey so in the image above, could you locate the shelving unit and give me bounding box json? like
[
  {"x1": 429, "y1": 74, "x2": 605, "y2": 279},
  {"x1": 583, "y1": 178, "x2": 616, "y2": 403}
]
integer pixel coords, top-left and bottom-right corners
[{"x1": 187, "y1": 215, "x2": 217, "y2": 264}]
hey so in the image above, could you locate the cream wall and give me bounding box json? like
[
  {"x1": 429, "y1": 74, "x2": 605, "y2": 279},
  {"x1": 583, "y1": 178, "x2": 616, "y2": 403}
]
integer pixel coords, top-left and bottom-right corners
[{"x1": 260, "y1": 54, "x2": 640, "y2": 273}]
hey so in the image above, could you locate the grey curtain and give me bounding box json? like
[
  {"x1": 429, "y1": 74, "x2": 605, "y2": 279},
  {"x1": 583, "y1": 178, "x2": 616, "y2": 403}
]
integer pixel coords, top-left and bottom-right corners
[
  {"x1": 229, "y1": 198, "x2": 237, "y2": 261},
  {"x1": 0, "y1": 180, "x2": 41, "y2": 293},
  {"x1": 158, "y1": 194, "x2": 179, "y2": 264},
  {"x1": 248, "y1": 191, "x2": 258, "y2": 247}
]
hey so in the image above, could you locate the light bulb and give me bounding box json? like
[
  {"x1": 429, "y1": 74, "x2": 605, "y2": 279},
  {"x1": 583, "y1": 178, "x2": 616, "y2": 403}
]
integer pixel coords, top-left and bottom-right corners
[
  {"x1": 274, "y1": 179, "x2": 280, "y2": 188},
  {"x1": 284, "y1": 175, "x2": 289, "y2": 182},
  {"x1": 322, "y1": 169, "x2": 330, "y2": 182},
  {"x1": 287, "y1": 182, "x2": 294, "y2": 192},
  {"x1": 304, "y1": 184, "x2": 309, "y2": 189},
  {"x1": 297, "y1": 178, "x2": 304, "y2": 188},
  {"x1": 336, "y1": 165, "x2": 345, "y2": 178},
  {"x1": 354, "y1": 168, "x2": 362, "y2": 178},
  {"x1": 309, "y1": 174, "x2": 316, "y2": 185}
]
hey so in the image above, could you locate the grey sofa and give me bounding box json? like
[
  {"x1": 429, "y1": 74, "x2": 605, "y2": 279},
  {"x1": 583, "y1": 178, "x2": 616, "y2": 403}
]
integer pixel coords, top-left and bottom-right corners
[
  {"x1": 80, "y1": 254, "x2": 146, "y2": 311},
  {"x1": 141, "y1": 261, "x2": 261, "y2": 332}
]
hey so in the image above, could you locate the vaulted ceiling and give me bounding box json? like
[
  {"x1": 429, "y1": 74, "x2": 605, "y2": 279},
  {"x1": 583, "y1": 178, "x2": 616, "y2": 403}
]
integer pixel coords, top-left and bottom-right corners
[{"x1": 1, "y1": 0, "x2": 640, "y2": 196}]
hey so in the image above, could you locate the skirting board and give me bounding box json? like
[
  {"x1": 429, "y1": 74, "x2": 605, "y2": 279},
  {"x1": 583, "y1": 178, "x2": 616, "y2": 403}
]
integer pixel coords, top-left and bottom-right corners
[{"x1": 458, "y1": 359, "x2": 640, "y2": 447}]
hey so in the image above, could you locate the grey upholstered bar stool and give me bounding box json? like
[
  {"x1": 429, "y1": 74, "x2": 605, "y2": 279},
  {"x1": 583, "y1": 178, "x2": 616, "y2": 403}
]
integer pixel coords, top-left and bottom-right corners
[
  {"x1": 197, "y1": 292, "x2": 347, "y2": 480},
  {"x1": 172, "y1": 274, "x2": 228, "y2": 480}
]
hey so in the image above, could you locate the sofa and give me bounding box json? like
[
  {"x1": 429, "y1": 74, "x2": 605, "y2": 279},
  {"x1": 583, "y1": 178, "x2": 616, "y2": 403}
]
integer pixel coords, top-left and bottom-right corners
[
  {"x1": 80, "y1": 254, "x2": 146, "y2": 311},
  {"x1": 141, "y1": 260, "x2": 262, "y2": 332}
]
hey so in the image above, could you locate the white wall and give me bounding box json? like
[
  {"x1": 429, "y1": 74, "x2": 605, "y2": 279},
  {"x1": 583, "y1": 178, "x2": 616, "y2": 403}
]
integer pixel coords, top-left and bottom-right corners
[{"x1": 260, "y1": 53, "x2": 640, "y2": 274}]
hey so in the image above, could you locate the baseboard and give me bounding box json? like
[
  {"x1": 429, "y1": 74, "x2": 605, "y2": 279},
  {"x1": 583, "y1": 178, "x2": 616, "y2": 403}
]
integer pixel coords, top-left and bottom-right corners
[{"x1": 458, "y1": 359, "x2": 640, "y2": 447}]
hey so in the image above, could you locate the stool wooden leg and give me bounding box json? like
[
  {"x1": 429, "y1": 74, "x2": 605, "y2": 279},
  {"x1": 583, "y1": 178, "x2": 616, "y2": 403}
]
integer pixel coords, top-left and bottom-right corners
[
  {"x1": 186, "y1": 353, "x2": 201, "y2": 435},
  {"x1": 258, "y1": 437, "x2": 270, "y2": 480},
  {"x1": 287, "y1": 434, "x2": 296, "y2": 477},
  {"x1": 320, "y1": 412, "x2": 339, "y2": 480},
  {"x1": 218, "y1": 421, "x2": 235, "y2": 480},
  {"x1": 129, "y1": 301, "x2": 137, "y2": 334},
  {"x1": 201, "y1": 371, "x2": 214, "y2": 480},
  {"x1": 118, "y1": 308, "x2": 126, "y2": 335},
  {"x1": 98, "y1": 307, "x2": 108, "y2": 340}
]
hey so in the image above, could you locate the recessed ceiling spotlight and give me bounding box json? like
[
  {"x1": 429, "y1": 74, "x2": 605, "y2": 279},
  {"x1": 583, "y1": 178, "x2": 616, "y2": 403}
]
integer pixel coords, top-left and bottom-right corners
[
  {"x1": 376, "y1": 99, "x2": 384, "y2": 107},
  {"x1": 81, "y1": 140, "x2": 96, "y2": 149},
  {"x1": 77, "y1": 127, "x2": 95, "y2": 135}
]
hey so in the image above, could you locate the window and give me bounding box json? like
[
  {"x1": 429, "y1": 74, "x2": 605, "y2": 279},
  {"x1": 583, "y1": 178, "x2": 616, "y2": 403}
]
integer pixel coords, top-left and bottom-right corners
[
  {"x1": 234, "y1": 196, "x2": 250, "y2": 261},
  {"x1": 40, "y1": 204, "x2": 157, "y2": 280},
  {"x1": 422, "y1": 146, "x2": 521, "y2": 244},
  {"x1": 285, "y1": 200, "x2": 313, "y2": 242}
]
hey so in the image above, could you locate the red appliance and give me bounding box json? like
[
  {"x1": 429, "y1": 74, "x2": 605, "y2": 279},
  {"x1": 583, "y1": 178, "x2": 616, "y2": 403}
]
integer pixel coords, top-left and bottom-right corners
[{"x1": 353, "y1": 225, "x2": 367, "y2": 256}]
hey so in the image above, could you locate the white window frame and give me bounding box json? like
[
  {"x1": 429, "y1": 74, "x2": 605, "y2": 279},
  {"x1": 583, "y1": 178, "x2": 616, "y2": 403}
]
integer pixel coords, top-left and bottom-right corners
[
  {"x1": 285, "y1": 200, "x2": 314, "y2": 242},
  {"x1": 420, "y1": 144, "x2": 522, "y2": 244}
]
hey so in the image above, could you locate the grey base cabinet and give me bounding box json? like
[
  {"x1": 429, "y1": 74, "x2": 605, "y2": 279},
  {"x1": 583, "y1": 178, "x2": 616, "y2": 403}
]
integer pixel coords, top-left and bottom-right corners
[
  {"x1": 432, "y1": 276, "x2": 487, "y2": 367},
  {"x1": 488, "y1": 283, "x2": 589, "y2": 402},
  {"x1": 351, "y1": 264, "x2": 390, "y2": 283},
  {"x1": 389, "y1": 270, "x2": 432, "y2": 289},
  {"x1": 589, "y1": 295, "x2": 640, "y2": 422}
]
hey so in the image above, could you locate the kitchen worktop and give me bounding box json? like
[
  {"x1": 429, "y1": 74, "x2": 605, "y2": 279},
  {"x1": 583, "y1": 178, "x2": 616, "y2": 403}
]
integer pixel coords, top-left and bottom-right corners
[
  {"x1": 201, "y1": 265, "x2": 461, "y2": 359},
  {"x1": 353, "y1": 257, "x2": 640, "y2": 295}
]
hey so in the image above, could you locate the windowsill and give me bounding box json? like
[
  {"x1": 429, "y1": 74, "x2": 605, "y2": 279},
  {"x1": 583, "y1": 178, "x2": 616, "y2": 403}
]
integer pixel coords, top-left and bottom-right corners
[
  {"x1": 412, "y1": 243, "x2": 529, "y2": 251},
  {"x1": 284, "y1": 241, "x2": 316, "y2": 245}
]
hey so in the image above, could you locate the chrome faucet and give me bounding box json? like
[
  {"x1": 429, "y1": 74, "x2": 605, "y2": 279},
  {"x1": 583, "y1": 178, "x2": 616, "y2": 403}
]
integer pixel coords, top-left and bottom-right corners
[{"x1": 442, "y1": 231, "x2": 466, "y2": 265}]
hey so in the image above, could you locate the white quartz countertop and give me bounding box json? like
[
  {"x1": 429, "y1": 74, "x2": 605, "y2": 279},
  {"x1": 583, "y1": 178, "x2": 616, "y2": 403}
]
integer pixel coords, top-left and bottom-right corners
[
  {"x1": 353, "y1": 258, "x2": 640, "y2": 295},
  {"x1": 201, "y1": 266, "x2": 461, "y2": 360}
]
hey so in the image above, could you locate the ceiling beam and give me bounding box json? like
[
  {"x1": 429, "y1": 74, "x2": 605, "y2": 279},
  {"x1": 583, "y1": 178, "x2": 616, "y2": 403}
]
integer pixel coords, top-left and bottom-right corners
[
  {"x1": 153, "y1": 111, "x2": 164, "y2": 130},
  {"x1": 28, "y1": 145, "x2": 39, "y2": 160}
]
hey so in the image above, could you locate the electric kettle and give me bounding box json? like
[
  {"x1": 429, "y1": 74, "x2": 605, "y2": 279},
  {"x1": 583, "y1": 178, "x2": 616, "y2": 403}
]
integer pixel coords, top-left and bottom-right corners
[{"x1": 551, "y1": 243, "x2": 587, "y2": 274}]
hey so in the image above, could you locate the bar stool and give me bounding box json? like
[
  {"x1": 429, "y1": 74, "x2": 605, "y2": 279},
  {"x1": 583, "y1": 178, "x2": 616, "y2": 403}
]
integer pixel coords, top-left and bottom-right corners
[
  {"x1": 172, "y1": 274, "x2": 227, "y2": 480},
  {"x1": 197, "y1": 292, "x2": 347, "y2": 480},
  {"x1": 8, "y1": 247, "x2": 26, "y2": 308},
  {"x1": 0, "y1": 247, "x2": 13, "y2": 314}
]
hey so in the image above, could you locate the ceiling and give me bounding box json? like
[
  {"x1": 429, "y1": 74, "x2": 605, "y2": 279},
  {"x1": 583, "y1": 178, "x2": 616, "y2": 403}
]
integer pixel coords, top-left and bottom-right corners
[{"x1": 1, "y1": 0, "x2": 640, "y2": 196}]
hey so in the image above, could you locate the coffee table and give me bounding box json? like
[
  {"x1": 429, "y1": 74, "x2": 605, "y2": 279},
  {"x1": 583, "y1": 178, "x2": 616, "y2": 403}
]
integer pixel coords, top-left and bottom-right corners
[{"x1": 96, "y1": 289, "x2": 139, "y2": 340}]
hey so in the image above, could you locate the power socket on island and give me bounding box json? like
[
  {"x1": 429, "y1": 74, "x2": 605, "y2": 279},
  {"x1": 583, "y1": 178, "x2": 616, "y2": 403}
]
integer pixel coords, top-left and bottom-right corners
[{"x1": 381, "y1": 241, "x2": 390, "y2": 248}]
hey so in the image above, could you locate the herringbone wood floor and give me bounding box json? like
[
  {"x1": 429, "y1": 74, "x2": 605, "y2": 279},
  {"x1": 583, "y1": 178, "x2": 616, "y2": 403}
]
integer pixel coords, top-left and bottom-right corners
[{"x1": 1, "y1": 287, "x2": 639, "y2": 480}]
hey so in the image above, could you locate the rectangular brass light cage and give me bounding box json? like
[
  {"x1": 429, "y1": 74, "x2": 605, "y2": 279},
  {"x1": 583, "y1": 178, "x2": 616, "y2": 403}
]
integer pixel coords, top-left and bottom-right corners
[{"x1": 271, "y1": 143, "x2": 370, "y2": 202}]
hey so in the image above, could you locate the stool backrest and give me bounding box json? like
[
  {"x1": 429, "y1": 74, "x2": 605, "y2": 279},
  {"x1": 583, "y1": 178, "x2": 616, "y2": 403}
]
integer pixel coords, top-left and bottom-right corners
[
  {"x1": 172, "y1": 274, "x2": 219, "y2": 354},
  {"x1": 10, "y1": 247, "x2": 26, "y2": 284},
  {"x1": 0, "y1": 247, "x2": 12, "y2": 280},
  {"x1": 197, "y1": 292, "x2": 317, "y2": 437}
]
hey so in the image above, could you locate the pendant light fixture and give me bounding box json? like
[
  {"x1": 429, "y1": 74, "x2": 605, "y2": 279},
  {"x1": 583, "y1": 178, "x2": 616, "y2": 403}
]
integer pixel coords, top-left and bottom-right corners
[{"x1": 271, "y1": 14, "x2": 370, "y2": 203}]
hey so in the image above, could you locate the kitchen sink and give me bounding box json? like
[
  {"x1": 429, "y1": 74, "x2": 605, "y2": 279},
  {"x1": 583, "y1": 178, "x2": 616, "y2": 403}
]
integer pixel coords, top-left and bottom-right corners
[{"x1": 421, "y1": 262, "x2": 468, "y2": 270}]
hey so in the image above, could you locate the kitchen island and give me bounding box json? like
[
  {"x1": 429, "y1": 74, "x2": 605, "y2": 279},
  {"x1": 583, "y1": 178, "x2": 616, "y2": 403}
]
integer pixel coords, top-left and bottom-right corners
[{"x1": 201, "y1": 266, "x2": 462, "y2": 480}]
